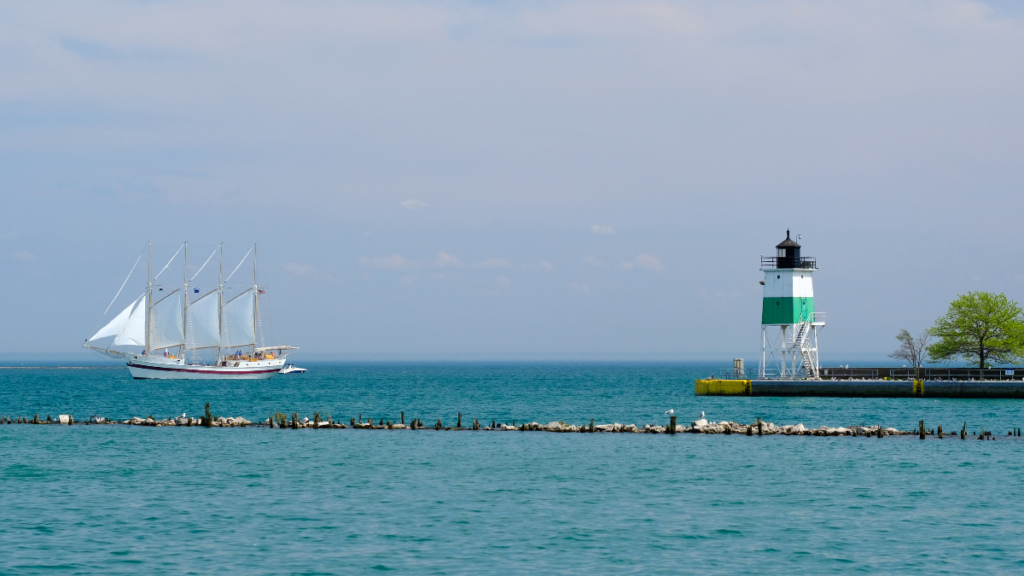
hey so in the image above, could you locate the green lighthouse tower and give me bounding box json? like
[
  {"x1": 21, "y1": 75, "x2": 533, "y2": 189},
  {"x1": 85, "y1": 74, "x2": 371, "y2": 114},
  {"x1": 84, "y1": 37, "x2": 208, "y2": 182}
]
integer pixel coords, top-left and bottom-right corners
[{"x1": 759, "y1": 231, "x2": 824, "y2": 378}]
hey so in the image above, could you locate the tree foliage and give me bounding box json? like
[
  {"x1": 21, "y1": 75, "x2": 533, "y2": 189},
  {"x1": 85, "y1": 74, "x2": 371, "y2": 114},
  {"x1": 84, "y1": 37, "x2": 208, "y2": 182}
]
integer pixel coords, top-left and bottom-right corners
[{"x1": 927, "y1": 292, "x2": 1024, "y2": 368}]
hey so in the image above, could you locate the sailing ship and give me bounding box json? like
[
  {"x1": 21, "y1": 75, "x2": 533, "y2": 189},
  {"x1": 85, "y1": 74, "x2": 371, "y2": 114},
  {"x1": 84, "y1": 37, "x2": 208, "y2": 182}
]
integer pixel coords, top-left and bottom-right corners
[{"x1": 84, "y1": 242, "x2": 296, "y2": 379}]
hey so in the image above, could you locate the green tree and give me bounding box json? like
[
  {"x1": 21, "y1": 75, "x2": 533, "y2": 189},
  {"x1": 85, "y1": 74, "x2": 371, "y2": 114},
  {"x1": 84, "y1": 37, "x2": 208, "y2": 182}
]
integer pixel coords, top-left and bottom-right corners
[{"x1": 927, "y1": 292, "x2": 1024, "y2": 368}]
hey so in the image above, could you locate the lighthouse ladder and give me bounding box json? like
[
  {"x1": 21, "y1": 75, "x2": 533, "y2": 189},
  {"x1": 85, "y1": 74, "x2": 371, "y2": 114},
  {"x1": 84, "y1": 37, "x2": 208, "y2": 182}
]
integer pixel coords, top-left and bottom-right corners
[{"x1": 793, "y1": 322, "x2": 818, "y2": 379}]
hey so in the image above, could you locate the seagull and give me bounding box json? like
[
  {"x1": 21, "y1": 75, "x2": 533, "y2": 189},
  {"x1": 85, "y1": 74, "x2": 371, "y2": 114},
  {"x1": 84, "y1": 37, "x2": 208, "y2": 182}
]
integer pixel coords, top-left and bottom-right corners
[
  {"x1": 181, "y1": 413, "x2": 186, "y2": 418},
  {"x1": 664, "y1": 409, "x2": 674, "y2": 415},
  {"x1": 700, "y1": 411, "x2": 705, "y2": 419}
]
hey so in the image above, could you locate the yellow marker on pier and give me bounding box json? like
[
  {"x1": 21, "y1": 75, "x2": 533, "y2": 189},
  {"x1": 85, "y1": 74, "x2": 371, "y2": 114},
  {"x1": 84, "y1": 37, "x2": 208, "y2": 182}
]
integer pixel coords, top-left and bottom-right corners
[{"x1": 695, "y1": 379, "x2": 752, "y2": 396}]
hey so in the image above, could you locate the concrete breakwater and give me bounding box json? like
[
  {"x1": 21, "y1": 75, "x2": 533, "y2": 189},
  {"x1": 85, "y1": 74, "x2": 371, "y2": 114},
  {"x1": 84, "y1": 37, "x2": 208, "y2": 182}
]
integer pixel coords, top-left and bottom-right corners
[{"x1": 696, "y1": 378, "x2": 1024, "y2": 398}]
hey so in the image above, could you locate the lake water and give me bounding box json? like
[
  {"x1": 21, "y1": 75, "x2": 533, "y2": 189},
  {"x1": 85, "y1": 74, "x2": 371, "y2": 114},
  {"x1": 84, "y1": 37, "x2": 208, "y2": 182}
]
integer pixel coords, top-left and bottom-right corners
[{"x1": 2, "y1": 363, "x2": 1023, "y2": 574}]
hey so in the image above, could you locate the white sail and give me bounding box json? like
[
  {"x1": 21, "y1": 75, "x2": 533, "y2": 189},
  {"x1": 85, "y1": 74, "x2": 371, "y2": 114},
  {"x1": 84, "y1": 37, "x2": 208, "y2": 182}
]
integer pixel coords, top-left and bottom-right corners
[
  {"x1": 150, "y1": 289, "x2": 184, "y2": 350},
  {"x1": 222, "y1": 289, "x2": 255, "y2": 348},
  {"x1": 114, "y1": 295, "x2": 147, "y2": 346},
  {"x1": 187, "y1": 290, "x2": 220, "y2": 349},
  {"x1": 89, "y1": 295, "x2": 143, "y2": 342}
]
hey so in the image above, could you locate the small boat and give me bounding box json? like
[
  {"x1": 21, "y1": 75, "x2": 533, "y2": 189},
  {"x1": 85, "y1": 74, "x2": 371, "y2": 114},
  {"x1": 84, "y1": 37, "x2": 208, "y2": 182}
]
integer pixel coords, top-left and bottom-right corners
[
  {"x1": 279, "y1": 364, "x2": 307, "y2": 375},
  {"x1": 84, "y1": 241, "x2": 297, "y2": 380}
]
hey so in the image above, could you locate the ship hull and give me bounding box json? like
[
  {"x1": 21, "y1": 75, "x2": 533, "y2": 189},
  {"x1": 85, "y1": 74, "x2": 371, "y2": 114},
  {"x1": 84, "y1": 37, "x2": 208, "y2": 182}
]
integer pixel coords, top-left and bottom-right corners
[{"x1": 126, "y1": 358, "x2": 285, "y2": 380}]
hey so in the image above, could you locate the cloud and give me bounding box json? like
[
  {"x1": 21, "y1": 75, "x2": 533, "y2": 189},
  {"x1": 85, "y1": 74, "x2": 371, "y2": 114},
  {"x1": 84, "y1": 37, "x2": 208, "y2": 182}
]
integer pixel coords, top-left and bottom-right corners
[
  {"x1": 568, "y1": 282, "x2": 590, "y2": 294},
  {"x1": 584, "y1": 256, "x2": 603, "y2": 266},
  {"x1": 359, "y1": 254, "x2": 411, "y2": 269},
  {"x1": 635, "y1": 254, "x2": 664, "y2": 271},
  {"x1": 400, "y1": 199, "x2": 428, "y2": 210},
  {"x1": 283, "y1": 262, "x2": 314, "y2": 275},
  {"x1": 620, "y1": 254, "x2": 664, "y2": 271},
  {"x1": 473, "y1": 258, "x2": 510, "y2": 269},
  {"x1": 496, "y1": 275, "x2": 512, "y2": 287},
  {"x1": 434, "y1": 252, "x2": 464, "y2": 268},
  {"x1": 591, "y1": 224, "x2": 615, "y2": 235}
]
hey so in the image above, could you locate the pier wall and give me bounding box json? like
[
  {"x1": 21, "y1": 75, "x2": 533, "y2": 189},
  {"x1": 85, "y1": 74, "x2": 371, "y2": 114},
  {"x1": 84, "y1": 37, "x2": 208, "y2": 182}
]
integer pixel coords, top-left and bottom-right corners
[{"x1": 695, "y1": 379, "x2": 1024, "y2": 398}]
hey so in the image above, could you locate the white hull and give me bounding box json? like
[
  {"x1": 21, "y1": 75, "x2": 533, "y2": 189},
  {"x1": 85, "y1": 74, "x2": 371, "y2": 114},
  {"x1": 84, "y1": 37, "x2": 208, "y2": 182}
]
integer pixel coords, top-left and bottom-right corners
[{"x1": 126, "y1": 355, "x2": 285, "y2": 380}]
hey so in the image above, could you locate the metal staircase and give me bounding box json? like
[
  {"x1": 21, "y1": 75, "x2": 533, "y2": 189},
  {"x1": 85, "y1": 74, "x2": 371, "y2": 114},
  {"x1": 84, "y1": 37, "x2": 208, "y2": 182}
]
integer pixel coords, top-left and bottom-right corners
[{"x1": 790, "y1": 322, "x2": 819, "y2": 379}]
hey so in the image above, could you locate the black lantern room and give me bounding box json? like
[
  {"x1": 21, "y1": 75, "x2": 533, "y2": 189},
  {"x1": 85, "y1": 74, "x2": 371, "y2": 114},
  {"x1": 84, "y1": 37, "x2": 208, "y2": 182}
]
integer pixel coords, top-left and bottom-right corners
[{"x1": 771, "y1": 229, "x2": 815, "y2": 269}]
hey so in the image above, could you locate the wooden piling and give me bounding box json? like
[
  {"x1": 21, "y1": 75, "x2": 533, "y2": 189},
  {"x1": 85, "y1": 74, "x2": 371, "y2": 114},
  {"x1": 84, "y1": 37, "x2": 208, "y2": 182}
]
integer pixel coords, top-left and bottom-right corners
[
  {"x1": 590, "y1": 418, "x2": 595, "y2": 433},
  {"x1": 669, "y1": 415, "x2": 677, "y2": 435},
  {"x1": 746, "y1": 425, "x2": 752, "y2": 436},
  {"x1": 961, "y1": 421, "x2": 966, "y2": 440},
  {"x1": 919, "y1": 420, "x2": 925, "y2": 440},
  {"x1": 473, "y1": 418, "x2": 480, "y2": 430},
  {"x1": 457, "y1": 413, "x2": 462, "y2": 429},
  {"x1": 435, "y1": 419, "x2": 442, "y2": 430},
  {"x1": 204, "y1": 403, "x2": 213, "y2": 428},
  {"x1": 757, "y1": 417, "x2": 763, "y2": 437},
  {"x1": 877, "y1": 426, "x2": 883, "y2": 438},
  {"x1": 401, "y1": 412, "x2": 405, "y2": 425},
  {"x1": 937, "y1": 425, "x2": 943, "y2": 438}
]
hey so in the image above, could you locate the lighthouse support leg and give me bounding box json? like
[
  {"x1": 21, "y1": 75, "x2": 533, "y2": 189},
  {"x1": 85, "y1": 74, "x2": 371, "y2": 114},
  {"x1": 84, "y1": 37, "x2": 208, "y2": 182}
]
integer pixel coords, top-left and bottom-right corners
[{"x1": 780, "y1": 325, "x2": 786, "y2": 378}]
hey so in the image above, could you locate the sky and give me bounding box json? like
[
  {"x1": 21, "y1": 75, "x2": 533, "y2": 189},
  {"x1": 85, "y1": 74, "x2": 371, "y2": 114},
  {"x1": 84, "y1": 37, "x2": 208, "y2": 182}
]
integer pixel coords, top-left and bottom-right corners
[{"x1": 2, "y1": 0, "x2": 1024, "y2": 359}]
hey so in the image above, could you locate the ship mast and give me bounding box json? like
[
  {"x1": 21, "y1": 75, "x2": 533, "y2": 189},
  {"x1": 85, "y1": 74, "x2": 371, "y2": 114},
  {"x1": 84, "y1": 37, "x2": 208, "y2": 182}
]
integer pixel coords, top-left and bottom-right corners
[
  {"x1": 146, "y1": 241, "x2": 152, "y2": 355},
  {"x1": 182, "y1": 241, "x2": 188, "y2": 359},
  {"x1": 217, "y1": 242, "x2": 223, "y2": 365},
  {"x1": 253, "y1": 243, "x2": 258, "y2": 358}
]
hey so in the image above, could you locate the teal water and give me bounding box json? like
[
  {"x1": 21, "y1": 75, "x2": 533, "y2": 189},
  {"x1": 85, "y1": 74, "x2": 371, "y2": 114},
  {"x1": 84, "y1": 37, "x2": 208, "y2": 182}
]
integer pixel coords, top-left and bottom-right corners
[{"x1": 2, "y1": 363, "x2": 1024, "y2": 574}]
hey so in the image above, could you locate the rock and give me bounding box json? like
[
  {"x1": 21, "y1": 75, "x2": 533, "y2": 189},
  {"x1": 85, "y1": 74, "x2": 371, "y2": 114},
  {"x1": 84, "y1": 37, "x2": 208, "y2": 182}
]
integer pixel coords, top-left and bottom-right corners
[
  {"x1": 58, "y1": 415, "x2": 70, "y2": 425},
  {"x1": 594, "y1": 424, "x2": 615, "y2": 432},
  {"x1": 691, "y1": 418, "x2": 708, "y2": 428}
]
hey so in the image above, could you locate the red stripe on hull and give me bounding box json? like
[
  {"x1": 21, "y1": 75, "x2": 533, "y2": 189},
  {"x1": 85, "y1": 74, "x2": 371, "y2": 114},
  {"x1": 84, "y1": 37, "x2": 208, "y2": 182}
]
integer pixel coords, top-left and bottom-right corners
[{"x1": 128, "y1": 363, "x2": 282, "y2": 376}]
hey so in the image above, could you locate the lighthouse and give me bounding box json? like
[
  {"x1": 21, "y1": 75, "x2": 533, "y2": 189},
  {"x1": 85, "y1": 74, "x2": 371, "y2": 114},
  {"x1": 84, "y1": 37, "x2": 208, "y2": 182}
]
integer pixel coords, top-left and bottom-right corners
[{"x1": 759, "y1": 230, "x2": 824, "y2": 379}]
